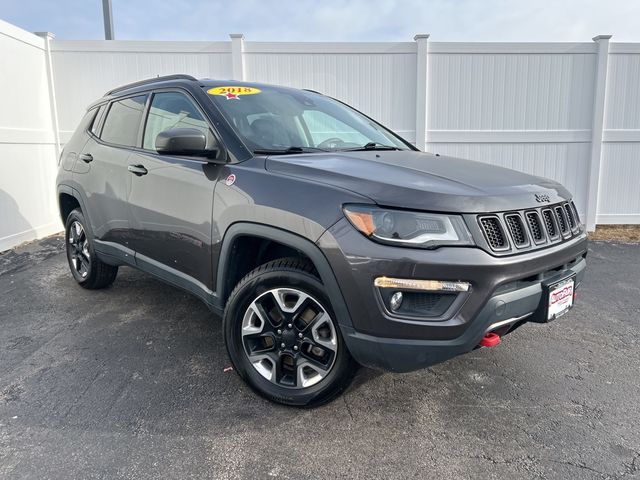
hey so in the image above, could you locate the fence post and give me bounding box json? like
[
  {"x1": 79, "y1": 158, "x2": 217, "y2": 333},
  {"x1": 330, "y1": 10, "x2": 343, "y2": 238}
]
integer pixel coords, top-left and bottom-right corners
[
  {"x1": 35, "y1": 31, "x2": 61, "y2": 159},
  {"x1": 585, "y1": 34, "x2": 612, "y2": 231},
  {"x1": 230, "y1": 33, "x2": 245, "y2": 81},
  {"x1": 414, "y1": 34, "x2": 430, "y2": 151}
]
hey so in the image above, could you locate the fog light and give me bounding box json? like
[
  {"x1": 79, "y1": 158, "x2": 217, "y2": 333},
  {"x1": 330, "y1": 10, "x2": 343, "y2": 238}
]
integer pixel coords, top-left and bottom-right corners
[{"x1": 389, "y1": 291, "x2": 403, "y2": 312}]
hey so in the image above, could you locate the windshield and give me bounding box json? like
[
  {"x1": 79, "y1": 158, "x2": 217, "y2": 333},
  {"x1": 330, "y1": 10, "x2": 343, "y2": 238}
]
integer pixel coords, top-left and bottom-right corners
[{"x1": 204, "y1": 85, "x2": 412, "y2": 153}]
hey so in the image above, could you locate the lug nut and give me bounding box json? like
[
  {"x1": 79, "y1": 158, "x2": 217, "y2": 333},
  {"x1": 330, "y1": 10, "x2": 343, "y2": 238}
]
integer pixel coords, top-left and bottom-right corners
[
  {"x1": 288, "y1": 323, "x2": 293, "y2": 328},
  {"x1": 293, "y1": 346, "x2": 298, "y2": 351},
  {"x1": 298, "y1": 333, "x2": 303, "y2": 338},
  {"x1": 277, "y1": 329, "x2": 282, "y2": 335},
  {"x1": 280, "y1": 342, "x2": 286, "y2": 348}
]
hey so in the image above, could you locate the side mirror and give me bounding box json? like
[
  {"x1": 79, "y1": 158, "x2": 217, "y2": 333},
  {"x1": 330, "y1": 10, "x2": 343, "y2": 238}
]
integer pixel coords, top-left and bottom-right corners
[{"x1": 155, "y1": 128, "x2": 218, "y2": 158}]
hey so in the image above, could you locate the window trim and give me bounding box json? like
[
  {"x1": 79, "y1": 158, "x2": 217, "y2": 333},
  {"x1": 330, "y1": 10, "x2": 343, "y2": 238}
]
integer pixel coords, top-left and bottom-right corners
[{"x1": 89, "y1": 103, "x2": 108, "y2": 138}]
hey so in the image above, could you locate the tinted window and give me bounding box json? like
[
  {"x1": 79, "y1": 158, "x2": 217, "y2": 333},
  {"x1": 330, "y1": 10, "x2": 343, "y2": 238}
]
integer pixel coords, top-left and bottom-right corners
[
  {"x1": 90, "y1": 104, "x2": 106, "y2": 136},
  {"x1": 101, "y1": 95, "x2": 147, "y2": 147},
  {"x1": 143, "y1": 92, "x2": 209, "y2": 150}
]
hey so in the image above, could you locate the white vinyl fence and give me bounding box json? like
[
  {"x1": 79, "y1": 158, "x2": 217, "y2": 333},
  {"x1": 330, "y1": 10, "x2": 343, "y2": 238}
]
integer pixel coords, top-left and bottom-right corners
[
  {"x1": 1, "y1": 18, "x2": 640, "y2": 251},
  {"x1": 0, "y1": 20, "x2": 60, "y2": 251}
]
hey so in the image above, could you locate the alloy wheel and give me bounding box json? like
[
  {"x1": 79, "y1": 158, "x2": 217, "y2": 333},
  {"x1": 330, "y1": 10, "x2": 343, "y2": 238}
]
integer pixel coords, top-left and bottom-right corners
[
  {"x1": 68, "y1": 221, "x2": 90, "y2": 278},
  {"x1": 241, "y1": 287, "x2": 338, "y2": 389}
]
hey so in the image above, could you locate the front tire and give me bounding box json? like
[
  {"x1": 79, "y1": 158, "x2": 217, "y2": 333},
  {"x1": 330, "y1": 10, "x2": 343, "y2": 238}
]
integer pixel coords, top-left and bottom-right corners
[
  {"x1": 65, "y1": 209, "x2": 118, "y2": 289},
  {"x1": 223, "y1": 258, "x2": 357, "y2": 407}
]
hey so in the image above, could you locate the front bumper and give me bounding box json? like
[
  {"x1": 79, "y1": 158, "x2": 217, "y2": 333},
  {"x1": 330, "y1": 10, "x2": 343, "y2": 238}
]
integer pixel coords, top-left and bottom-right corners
[{"x1": 317, "y1": 218, "x2": 588, "y2": 372}]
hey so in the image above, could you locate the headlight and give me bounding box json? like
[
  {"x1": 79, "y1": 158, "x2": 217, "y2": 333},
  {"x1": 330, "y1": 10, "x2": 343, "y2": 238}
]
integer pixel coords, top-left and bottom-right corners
[{"x1": 343, "y1": 205, "x2": 474, "y2": 248}]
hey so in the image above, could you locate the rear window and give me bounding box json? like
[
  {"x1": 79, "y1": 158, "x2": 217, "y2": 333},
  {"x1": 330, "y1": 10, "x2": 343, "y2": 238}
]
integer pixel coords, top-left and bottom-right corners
[{"x1": 100, "y1": 95, "x2": 148, "y2": 147}]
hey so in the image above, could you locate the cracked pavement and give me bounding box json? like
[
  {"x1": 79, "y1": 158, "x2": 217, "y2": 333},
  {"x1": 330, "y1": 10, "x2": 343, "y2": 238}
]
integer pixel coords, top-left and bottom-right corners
[{"x1": 0, "y1": 237, "x2": 639, "y2": 479}]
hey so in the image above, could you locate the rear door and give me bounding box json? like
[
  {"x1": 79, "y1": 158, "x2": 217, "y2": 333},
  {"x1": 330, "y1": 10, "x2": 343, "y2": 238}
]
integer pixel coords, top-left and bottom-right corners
[
  {"x1": 76, "y1": 94, "x2": 148, "y2": 257},
  {"x1": 126, "y1": 89, "x2": 222, "y2": 288}
]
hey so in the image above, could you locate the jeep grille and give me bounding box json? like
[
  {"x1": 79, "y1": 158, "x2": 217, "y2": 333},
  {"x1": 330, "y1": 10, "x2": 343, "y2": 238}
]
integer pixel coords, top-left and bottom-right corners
[{"x1": 477, "y1": 201, "x2": 581, "y2": 254}]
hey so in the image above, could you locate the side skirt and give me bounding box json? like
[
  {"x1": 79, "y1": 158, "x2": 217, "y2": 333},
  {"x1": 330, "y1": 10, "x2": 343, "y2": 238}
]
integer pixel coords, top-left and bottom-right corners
[{"x1": 93, "y1": 239, "x2": 223, "y2": 314}]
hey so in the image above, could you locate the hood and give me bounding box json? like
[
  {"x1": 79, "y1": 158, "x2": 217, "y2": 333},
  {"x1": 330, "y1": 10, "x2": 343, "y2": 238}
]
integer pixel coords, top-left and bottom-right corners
[{"x1": 265, "y1": 150, "x2": 571, "y2": 213}]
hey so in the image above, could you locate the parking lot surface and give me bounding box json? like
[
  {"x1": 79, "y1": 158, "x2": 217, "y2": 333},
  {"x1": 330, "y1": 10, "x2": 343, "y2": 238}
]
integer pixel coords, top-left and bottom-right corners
[{"x1": 0, "y1": 238, "x2": 638, "y2": 479}]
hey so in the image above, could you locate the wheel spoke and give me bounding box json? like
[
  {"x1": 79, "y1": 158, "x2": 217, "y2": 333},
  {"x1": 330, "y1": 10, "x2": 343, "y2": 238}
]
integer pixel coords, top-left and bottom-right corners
[
  {"x1": 74, "y1": 222, "x2": 83, "y2": 240},
  {"x1": 78, "y1": 256, "x2": 89, "y2": 278},
  {"x1": 272, "y1": 288, "x2": 310, "y2": 314},
  {"x1": 81, "y1": 242, "x2": 90, "y2": 261},
  {"x1": 309, "y1": 312, "x2": 338, "y2": 352},
  {"x1": 72, "y1": 255, "x2": 81, "y2": 272},
  {"x1": 296, "y1": 360, "x2": 328, "y2": 388},
  {"x1": 248, "y1": 353, "x2": 276, "y2": 382},
  {"x1": 241, "y1": 302, "x2": 267, "y2": 336}
]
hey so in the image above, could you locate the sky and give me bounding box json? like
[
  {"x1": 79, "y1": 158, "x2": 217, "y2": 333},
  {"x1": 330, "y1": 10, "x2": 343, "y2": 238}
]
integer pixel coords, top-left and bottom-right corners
[{"x1": 2, "y1": 0, "x2": 640, "y2": 42}]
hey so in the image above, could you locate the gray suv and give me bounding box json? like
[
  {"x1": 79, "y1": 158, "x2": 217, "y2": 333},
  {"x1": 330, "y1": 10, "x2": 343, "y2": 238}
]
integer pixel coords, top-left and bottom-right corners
[{"x1": 57, "y1": 75, "x2": 588, "y2": 406}]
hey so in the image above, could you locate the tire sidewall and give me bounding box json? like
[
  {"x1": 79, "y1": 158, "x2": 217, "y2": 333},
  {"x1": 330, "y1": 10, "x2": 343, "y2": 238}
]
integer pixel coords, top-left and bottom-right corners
[{"x1": 224, "y1": 267, "x2": 353, "y2": 407}]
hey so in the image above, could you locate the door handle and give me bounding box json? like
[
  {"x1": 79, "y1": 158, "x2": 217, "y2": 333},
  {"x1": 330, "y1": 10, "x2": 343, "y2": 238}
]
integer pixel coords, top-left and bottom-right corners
[
  {"x1": 80, "y1": 153, "x2": 93, "y2": 163},
  {"x1": 127, "y1": 164, "x2": 148, "y2": 176}
]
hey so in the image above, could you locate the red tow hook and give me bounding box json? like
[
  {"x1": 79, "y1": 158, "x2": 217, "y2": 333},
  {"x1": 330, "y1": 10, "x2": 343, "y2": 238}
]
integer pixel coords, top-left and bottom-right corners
[{"x1": 479, "y1": 332, "x2": 501, "y2": 347}]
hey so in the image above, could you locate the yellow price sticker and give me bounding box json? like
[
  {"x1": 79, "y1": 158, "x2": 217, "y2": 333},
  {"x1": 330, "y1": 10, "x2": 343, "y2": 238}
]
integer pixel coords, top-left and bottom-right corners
[{"x1": 207, "y1": 86, "x2": 261, "y2": 100}]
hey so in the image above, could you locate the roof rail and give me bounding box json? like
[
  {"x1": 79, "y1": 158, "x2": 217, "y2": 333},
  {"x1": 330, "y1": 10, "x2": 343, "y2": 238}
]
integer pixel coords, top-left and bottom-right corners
[{"x1": 105, "y1": 74, "x2": 198, "y2": 96}]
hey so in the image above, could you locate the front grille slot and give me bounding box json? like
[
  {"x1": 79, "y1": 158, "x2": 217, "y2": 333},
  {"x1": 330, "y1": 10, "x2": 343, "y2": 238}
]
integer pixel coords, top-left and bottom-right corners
[
  {"x1": 570, "y1": 201, "x2": 581, "y2": 225},
  {"x1": 564, "y1": 202, "x2": 578, "y2": 231},
  {"x1": 542, "y1": 209, "x2": 558, "y2": 239},
  {"x1": 479, "y1": 216, "x2": 508, "y2": 250},
  {"x1": 505, "y1": 214, "x2": 529, "y2": 247},
  {"x1": 525, "y1": 211, "x2": 544, "y2": 242},
  {"x1": 555, "y1": 205, "x2": 569, "y2": 235}
]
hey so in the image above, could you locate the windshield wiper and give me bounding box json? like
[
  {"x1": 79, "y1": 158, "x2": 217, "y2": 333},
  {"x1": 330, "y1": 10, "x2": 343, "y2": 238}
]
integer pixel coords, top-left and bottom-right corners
[
  {"x1": 339, "y1": 142, "x2": 401, "y2": 152},
  {"x1": 253, "y1": 146, "x2": 328, "y2": 155}
]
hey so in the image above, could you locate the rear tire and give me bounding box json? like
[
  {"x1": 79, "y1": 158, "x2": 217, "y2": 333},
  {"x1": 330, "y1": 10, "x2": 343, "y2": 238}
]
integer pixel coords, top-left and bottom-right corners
[
  {"x1": 65, "y1": 209, "x2": 118, "y2": 289},
  {"x1": 223, "y1": 258, "x2": 357, "y2": 407}
]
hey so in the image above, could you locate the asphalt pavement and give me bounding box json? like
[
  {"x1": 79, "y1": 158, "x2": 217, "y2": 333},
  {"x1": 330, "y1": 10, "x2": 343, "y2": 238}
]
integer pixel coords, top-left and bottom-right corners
[{"x1": 0, "y1": 237, "x2": 638, "y2": 479}]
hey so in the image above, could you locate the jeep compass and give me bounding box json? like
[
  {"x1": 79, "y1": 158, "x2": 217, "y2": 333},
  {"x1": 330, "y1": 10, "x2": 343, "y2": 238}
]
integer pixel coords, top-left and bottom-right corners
[{"x1": 57, "y1": 75, "x2": 588, "y2": 406}]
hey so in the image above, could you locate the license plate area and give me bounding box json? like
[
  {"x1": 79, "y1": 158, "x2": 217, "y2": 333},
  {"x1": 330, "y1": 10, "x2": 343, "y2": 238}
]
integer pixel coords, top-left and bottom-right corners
[{"x1": 545, "y1": 274, "x2": 576, "y2": 322}]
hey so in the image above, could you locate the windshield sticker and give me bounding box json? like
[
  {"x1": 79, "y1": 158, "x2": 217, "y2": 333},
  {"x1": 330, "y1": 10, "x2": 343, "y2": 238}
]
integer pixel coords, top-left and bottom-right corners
[{"x1": 207, "y1": 86, "x2": 261, "y2": 100}]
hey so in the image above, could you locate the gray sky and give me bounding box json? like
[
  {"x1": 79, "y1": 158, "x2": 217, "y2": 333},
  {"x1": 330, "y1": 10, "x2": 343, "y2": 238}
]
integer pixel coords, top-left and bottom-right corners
[{"x1": 2, "y1": 0, "x2": 639, "y2": 42}]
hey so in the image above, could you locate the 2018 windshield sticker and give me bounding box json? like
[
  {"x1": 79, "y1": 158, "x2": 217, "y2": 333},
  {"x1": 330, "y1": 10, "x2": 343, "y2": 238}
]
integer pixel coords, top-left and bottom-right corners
[{"x1": 207, "y1": 86, "x2": 261, "y2": 100}]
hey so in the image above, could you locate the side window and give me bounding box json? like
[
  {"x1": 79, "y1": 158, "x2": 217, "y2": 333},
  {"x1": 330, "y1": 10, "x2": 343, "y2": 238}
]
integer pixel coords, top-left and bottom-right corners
[
  {"x1": 143, "y1": 92, "x2": 210, "y2": 150},
  {"x1": 301, "y1": 110, "x2": 368, "y2": 146},
  {"x1": 100, "y1": 95, "x2": 148, "y2": 147},
  {"x1": 76, "y1": 107, "x2": 99, "y2": 135},
  {"x1": 90, "y1": 104, "x2": 106, "y2": 136}
]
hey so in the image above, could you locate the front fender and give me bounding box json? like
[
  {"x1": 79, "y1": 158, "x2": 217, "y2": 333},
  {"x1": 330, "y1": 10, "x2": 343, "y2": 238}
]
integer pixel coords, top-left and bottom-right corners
[{"x1": 215, "y1": 222, "x2": 353, "y2": 329}]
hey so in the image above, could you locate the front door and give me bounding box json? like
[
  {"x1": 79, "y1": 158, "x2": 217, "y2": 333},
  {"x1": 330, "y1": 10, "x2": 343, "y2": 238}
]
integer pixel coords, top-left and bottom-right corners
[{"x1": 126, "y1": 90, "x2": 222, "y2": 289}]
